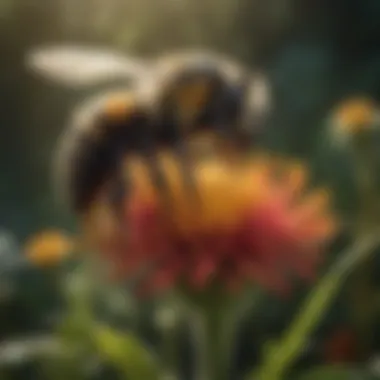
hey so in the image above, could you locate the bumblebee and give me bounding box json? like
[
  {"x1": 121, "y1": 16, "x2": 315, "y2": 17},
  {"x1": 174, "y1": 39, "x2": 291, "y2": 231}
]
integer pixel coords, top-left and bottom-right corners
[{"x1": 28, "y1": 46, "x2": 270, "y2": 216}]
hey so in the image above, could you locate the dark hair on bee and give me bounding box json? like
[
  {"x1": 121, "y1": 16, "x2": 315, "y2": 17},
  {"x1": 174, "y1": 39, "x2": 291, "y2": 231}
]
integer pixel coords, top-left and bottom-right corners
[
  {"x1": 153, "y1": 50, "x2": 266, "y2": 145},
  {"x1": 53, "y1": 89, "x2": 152, "y2": 214}
]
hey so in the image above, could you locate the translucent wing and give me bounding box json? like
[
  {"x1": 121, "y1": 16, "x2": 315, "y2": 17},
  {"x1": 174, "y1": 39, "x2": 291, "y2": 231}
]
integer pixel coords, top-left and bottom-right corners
[
  {"x1": 239, "y1": 73, "x2": 271, "y2": 136},
  {"x1": 247, "y1": 73, "x2": 271, "y2": 115},
  {"x1": 26, "y1": 45, "x2": 151, "y2": 88}
]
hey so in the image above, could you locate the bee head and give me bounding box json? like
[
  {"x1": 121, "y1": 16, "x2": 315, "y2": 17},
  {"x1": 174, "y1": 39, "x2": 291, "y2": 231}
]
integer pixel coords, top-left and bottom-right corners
[
  {"x1": 156, "y1": 55, "x2": 249, "y2": 141},
  {"x1": 163, "y1": 64, "x2": 222, "y2": 119}
]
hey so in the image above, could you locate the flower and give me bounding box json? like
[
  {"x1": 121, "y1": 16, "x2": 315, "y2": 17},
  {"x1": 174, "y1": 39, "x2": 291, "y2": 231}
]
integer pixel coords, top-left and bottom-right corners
[
  {"x1": 332, "y1": 97, "x2": 378, "y2": 136},
  {"x1": 24, "y1": 229, "x2": 74, "y2": 267},
  {"x1": 88, "y1": 153, "x2": 337, "y2": 295}
]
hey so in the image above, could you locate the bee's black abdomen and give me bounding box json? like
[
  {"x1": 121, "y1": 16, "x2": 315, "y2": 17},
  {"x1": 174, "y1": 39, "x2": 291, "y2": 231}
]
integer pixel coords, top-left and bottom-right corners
[{"x1": 54, "y1": 91, "x2": 152, "y2": 214}]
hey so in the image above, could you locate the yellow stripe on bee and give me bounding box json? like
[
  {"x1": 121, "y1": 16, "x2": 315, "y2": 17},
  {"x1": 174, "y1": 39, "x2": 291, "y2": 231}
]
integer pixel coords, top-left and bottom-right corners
[
  {"x1": 103, "y1": 93, "x2": 138, "y2": 121},
  {"x1": 174, "y1": 79, "x2": 212, "y2": 123}
]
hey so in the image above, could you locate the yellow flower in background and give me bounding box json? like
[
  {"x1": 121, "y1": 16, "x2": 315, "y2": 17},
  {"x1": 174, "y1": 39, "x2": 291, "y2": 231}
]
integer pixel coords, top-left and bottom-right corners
[
  {"x1": 25, "y1": 229, "x2": 74, "y2": 267},
  {"x1": 333, "y1": 97, "x2": 378, "y2": 135}
]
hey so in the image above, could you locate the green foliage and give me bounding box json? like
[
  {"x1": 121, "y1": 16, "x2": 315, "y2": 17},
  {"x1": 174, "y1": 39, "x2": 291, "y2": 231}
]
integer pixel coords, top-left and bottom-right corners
[
  {"x1": 53, "y1": 265, "x2": 160, "y2": 380},
  {"x1": 91, "y1": 323, "x2": 159, "y2": 380},
  {"x1": 253, "y1": 234, "x2": 380, "y2": 380}
]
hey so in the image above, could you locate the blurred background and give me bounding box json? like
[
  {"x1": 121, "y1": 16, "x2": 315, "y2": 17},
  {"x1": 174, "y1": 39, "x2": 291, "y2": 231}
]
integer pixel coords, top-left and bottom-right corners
[{"x1": 1, "y1": 0, "x2": 380, "y2": 379}]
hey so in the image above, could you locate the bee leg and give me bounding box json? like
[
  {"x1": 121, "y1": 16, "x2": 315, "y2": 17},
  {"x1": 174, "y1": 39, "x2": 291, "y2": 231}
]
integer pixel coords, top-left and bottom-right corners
[
  {"x1": 214, "y1": 85, "x2": 246, "y2": 137},
  {"x1": 108, "y1": 165, "x2": 129, "y2": 222},
  {"x1": 173, "y1": 139, "x2": 199, "y2": 203},
  {"x1": 141, "y1": 144, "x2": 173, "y2": 208},
  {"x1": 169, "y1": 113, "x2": 198, "y2": 202},
  {"x1": 104, "y1": 145, "x2": 131, "y2": 222}
]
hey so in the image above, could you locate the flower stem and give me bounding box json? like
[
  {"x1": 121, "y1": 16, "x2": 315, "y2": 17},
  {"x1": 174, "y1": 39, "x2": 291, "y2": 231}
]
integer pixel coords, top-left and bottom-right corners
[
  {"x1": 185, "y1": 287, "x2": 257, "y2": 380},
  {"x1": 191, "y1": 302, "x2": 233, "y2": 380},
  {"x1": 160, "y1": 326, "x2": 180, "y2": 378},
  {"x1": 250, "y1": 232, "x2": 380, "y2": 380},
  {"x1": 156, "y1": 298, "x2": 181, "y2": 379},
  {"x1": 349, "y1": 138, "x2": 380, "y2": 359}
]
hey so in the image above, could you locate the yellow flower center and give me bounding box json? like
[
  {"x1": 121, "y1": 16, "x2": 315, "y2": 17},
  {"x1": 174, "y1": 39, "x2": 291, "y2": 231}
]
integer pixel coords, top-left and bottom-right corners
[{"x1": 126, "y1": 153, "x2": 297, "y2": 235}]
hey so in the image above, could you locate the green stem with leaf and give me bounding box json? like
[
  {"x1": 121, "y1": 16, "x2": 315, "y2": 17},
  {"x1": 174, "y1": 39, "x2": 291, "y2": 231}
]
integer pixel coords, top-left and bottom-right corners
[
  {"x1": 250, "y1": 232, "x2": 380, "y2": 380},
  {"x1": 348, "y1": 135, "x2": 380, "y2": 359}
]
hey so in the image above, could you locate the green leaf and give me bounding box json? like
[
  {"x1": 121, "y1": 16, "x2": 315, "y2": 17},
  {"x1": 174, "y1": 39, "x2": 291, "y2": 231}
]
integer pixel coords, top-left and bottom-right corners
[{"x1": 91, "y1": 323, "x2": 160, "y2": 380}]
